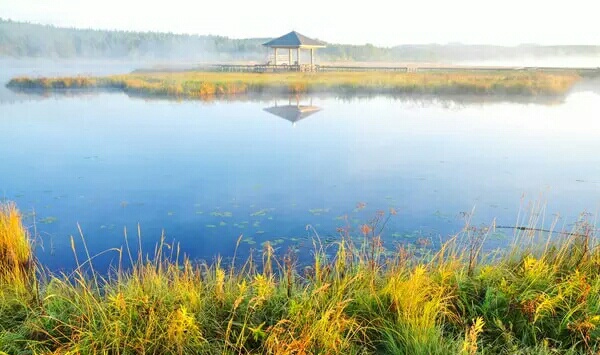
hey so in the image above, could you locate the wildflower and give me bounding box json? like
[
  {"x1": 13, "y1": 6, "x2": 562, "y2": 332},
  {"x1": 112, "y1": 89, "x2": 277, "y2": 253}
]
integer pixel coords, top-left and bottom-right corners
[{"x1": 360, "y1": 224, "x2": 372, "y2": 236}]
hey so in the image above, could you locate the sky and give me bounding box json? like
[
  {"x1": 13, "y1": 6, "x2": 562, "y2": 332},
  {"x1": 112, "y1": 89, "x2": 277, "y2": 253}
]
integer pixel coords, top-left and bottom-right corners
[{"x1": 0, "y1": 0, "x2": 597, "y2": 47}]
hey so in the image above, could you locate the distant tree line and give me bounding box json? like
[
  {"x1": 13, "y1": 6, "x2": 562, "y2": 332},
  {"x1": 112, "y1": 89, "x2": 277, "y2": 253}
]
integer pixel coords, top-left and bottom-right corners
[{"x1": 1, "y1": 18, "x2": 599, "y2": 63}]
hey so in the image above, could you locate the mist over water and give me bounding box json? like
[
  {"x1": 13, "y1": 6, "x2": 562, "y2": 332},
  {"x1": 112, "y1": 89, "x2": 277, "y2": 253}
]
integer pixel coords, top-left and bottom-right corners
[{"x1": 458, "y1": 56, "x2": 600, "y2": 68}]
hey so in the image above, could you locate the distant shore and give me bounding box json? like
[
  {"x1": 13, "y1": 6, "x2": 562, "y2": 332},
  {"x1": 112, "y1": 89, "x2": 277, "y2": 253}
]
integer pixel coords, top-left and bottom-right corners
[{"x1": 6, "y1": 70, "x2": 584, "y2": 99}]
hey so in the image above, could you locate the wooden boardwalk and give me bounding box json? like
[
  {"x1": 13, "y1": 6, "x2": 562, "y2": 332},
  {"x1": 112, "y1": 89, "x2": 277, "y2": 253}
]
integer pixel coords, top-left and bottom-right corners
[
  {"x1": 209, "y1": 64, "x2": 600, "y2": 74},
  {"x1": 214, "y1": 64, "x2": 317, "y2": 73}
]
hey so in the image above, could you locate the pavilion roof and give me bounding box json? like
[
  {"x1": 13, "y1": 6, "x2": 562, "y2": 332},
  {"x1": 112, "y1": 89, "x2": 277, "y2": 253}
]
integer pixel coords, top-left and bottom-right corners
[{"x1": 263, "y1": 31, "x2": 326, "y2": 49}]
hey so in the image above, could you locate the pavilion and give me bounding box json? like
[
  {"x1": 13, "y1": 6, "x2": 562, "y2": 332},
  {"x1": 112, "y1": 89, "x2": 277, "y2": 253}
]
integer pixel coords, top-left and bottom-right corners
[{"x1": 262, "y1": 31, "x2": 326, "y2": 70}]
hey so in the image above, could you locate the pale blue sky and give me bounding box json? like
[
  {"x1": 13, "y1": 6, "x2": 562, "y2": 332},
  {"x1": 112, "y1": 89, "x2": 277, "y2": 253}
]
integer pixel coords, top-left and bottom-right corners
[{"x1": 0, "y1": 0, "x2": 597, "y2": 46}]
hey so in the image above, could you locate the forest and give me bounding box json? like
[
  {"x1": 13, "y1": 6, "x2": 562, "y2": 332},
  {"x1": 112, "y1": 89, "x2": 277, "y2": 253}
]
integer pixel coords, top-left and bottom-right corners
[{"x1": 2, "y1": 18, "x2": 600, "y2": 63}]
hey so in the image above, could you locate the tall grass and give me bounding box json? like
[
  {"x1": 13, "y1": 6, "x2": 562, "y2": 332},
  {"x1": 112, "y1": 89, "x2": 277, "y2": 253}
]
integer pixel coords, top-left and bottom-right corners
[
  {"x1": 0, "y1": 203, "x2": 33, "y2": 287},
  {"x1": 7, "y1": 70, "x2": 581, "y2": 99},
  {"x1": 1, "y1": 201, "x2": 599, "y2": 354}
]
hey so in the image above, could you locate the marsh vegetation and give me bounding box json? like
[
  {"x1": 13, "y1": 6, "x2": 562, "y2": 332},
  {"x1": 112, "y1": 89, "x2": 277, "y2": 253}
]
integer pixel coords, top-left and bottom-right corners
[
  {"x1": 1, "y1": 202, "x2": 599, "y2": 354},
  {"x1": 7, "y1": 70, "x2": 582, "y2": 100}
]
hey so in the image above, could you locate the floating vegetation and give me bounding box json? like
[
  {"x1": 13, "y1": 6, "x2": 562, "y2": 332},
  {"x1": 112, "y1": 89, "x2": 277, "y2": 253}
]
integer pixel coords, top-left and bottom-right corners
[
  {"x1": 219, "y1": 221, "x2": 227, "y2": 227},
  {"x1": 390, "y1": 232, "x2": 421, "y2": 239},
  {"x1": 253, "y1": 221, "x2": 260, "y2": 228},
  {"x1": 334, "y1": 215, "x2": 347, "y2": 221},
  {"x1": 242, "y1": 236, "x2": 256, "y2": 245},
  {"x1": 167, "y1": 211, "x2": 175, "y2": 216},
  {"x1": 487, "y1": 231, "x2": 508, "y2": 240},
  {"x1": 205, "y1": 224, "x2": 217, "y2": 228},
  {"x1": 120, "y1": 201, "x2": 128, "y2": 208},
  {"x1": 195, "y1": 211, "x2": 204, "y2": 215},
  {"x1": 308, "y1": 208, "x2": 330, "y2": 216},
  {"x1": 255, "y1": 230, "x2": 265, "y2": 235},
  {"x1": 354, "y1": 202, "x2": 367, "y2": 212},
  {"x1": 21, "y1": 212, "x2": 35, "y2": 220},
  {"x1": 433, "y1": 210, "x2": 453, "y2": 222},
  {"x1": 39, "y1": 216, "x2": 57, "y2": 224},
  {"x1": 250, "y1": 209, "x2": 269, "y2": 217},
  {"x1": 210, "y1": 211, "x2": 233, "y2": 218},
  {"x1": 261, "y1": 238, "x2": 285, "y2": 248},
  {"x1": 323, "y1": 236, "x2": 336, "y2": 244}
]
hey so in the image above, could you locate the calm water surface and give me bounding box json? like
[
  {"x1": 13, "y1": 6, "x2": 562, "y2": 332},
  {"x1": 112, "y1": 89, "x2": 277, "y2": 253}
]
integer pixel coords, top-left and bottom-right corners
[{"x1": 2, "y1": 66, "x2": 600, "y2": 271}]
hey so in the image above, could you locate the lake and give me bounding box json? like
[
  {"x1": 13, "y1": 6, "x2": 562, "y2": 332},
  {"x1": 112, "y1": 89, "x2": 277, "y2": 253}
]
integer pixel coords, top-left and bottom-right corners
[{"x1": 2, "y1": 64, "x2": 600, "y2": 272}]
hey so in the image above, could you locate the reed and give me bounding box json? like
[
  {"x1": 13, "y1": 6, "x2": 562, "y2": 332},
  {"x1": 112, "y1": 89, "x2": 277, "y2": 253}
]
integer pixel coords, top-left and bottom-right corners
[
  {"x1": 0, "y1": 202, "x2": 33, "y2": 287},
  {"x1": 0, "y1": 201, "x2": 598, "y2": 354},
  {"x1": 7, "y1": 70, "x2": 581, "y2": 99}
]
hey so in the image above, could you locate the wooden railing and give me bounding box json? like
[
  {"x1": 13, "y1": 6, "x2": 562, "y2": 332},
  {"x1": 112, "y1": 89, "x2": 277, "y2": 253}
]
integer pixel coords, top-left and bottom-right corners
[
  {"x1": 214, "y1": 64, "x2": 318, "y2": 72},
  {"x1": 206, "y1": 64, "x2": 600, "y2": 74}
]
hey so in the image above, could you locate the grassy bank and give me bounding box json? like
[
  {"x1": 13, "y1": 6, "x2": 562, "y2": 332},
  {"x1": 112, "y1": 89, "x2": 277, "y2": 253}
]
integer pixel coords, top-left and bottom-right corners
[
  {"x1": 1, "y1": 202, "x2": 599, "y2": 354},
  {"x1": 7, "y1": 70, "x2": 582, "y2": 99}
]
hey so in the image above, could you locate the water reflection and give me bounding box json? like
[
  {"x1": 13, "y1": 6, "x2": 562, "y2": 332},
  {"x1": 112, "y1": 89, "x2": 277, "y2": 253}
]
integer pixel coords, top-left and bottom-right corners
[
  {"x1": 2, "y1": 84, "x2": 600, "y2": 273},
  {"x1": 263, "y1": 97, "x2": 322, "y2": 126}
]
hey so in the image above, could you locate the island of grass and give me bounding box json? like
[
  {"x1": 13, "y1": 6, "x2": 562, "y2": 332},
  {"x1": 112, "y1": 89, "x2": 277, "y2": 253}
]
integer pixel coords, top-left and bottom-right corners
[
  {"x1": 7, "y1": 70, "x2": 583, "y2": 99},
  {"x1": 2, "y1": 201, "x2": 600, "y2": 354}
]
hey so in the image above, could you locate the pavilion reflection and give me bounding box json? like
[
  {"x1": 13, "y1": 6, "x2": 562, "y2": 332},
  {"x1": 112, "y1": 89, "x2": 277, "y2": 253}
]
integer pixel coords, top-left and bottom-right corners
[{"x1": 263, "y1": 96, "x2": 322, "y2": 126}]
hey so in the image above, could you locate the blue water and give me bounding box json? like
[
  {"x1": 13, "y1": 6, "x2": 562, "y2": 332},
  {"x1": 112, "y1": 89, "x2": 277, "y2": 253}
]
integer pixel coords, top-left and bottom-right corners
[{"x1": 2, "y1": 68, "x2": 600, "y2": 272}]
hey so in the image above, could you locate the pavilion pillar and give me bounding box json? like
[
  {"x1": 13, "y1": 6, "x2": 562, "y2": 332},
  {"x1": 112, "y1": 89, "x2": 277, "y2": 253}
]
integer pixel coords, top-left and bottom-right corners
[
  {"x1": 274, "y1": 48, "x2": 277, "y2": 66},
  {"x1": 310, "y1": 48, "x2": 314, "y2": 67},
  {"x1": 288, "y1": 48, "x2": 292, "y2": 65},
  {"x1": 297, "y1": 48, "x2": 300, "y2": 65}
]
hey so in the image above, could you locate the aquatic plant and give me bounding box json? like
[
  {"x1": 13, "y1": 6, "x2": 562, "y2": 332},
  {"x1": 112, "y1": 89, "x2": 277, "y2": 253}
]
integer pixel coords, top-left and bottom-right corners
[{"x1": 0, "y1": 201, "x2": 599, "y2": 354}]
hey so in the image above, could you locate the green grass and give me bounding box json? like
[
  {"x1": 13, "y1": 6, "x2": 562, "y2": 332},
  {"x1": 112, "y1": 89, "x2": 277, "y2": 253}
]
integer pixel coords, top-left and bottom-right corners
[
  {"x1": 1, "y1": 201, "x2": 599, "y2": 354},
  {"x1": 7, "y1": 70, "x2": 582, "y2": 99}
]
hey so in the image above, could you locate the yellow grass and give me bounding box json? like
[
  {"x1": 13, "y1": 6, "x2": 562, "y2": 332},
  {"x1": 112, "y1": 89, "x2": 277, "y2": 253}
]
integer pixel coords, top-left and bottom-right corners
[
  {"x1": 1, "y1": 201, "x2": 599, "y2": 354},
  {"x1": 0, "y1": 202, "x2": 32, "y2": 286},
  {"x1": 7, "y1": 70, "x2": 582, "y2": 98}
]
